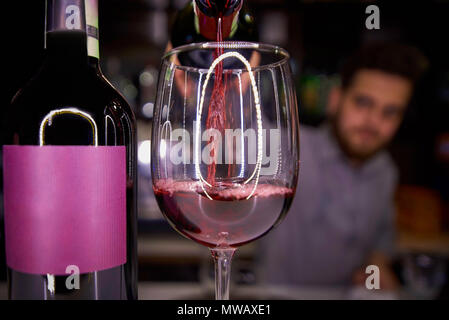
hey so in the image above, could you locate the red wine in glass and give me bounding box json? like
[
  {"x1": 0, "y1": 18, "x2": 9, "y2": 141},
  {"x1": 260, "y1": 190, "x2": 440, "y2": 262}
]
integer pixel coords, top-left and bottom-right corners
[{"x1": 153, "y1": 179, "x2": 294, "y2": 248}]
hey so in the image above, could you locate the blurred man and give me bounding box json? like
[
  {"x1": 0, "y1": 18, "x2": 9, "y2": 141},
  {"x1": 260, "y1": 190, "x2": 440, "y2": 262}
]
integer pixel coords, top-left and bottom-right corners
[{"x1": 260, "y1": 43, "x2": 428, "y2": 290}]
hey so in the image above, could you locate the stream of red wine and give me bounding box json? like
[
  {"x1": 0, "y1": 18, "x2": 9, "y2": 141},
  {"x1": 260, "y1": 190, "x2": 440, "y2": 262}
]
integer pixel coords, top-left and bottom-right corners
[{"x1": 205, "y1": 17, "x2": 231, "y2": 185}]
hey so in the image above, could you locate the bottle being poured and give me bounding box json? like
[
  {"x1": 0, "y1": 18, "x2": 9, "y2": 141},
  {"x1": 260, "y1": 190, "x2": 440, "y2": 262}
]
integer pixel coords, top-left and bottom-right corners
[
  {"x1": 194, "y1": 0, "x2": 243, "y2": 41},
  {"x1": 169, "y1": 0, "x2": 255, "y2": 52}
]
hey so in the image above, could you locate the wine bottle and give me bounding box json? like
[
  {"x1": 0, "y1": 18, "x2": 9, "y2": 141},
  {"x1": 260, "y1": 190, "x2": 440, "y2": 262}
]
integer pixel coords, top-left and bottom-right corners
[
  {"x1": 2, "y1": 0, "x2": 137, "y2": 300},
  {"x1": 169, "y1": 0, "x2": 257, "y2": 71},
  {"x1": 170, "y1": 0, "x2": 257, "y2": 48}
]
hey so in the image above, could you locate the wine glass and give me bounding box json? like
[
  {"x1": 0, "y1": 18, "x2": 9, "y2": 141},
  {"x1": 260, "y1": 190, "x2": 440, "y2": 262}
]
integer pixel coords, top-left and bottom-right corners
[{"x1": 151, "y1": 42, "x2": 300, "y2": 300}]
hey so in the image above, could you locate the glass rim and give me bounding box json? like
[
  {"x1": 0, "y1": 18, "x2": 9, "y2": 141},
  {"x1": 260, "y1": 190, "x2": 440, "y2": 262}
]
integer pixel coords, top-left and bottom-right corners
[{"x1": 162, "y1": 41, "x2": 291, "y2": 73}]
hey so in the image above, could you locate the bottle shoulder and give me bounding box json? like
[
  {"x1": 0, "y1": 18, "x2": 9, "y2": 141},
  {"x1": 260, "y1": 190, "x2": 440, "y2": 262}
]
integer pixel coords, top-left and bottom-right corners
[
  {"x1": 94, "y1": 69, "x2": 136, "y2": 122},
  {"x1": 10, "y1": 64, "x2": 132, "y2": 115},
  {"x1": 170, "y1": 3, "x2": 198, "y2": 47},
  {"x1": 6, "y1": 64, "x2": 136, "y2": 145}
]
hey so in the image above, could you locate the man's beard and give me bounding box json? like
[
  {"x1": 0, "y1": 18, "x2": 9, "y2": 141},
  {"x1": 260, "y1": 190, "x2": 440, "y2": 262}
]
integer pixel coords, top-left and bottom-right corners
[{"x1": 330, "y1": 115, "x2": 387, "y2": 164}]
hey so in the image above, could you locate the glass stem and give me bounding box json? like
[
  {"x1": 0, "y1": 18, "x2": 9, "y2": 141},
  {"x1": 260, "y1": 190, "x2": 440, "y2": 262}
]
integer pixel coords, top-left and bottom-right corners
[{"x1": 210, "y1": 248, "x2": 236, "y2": 300}]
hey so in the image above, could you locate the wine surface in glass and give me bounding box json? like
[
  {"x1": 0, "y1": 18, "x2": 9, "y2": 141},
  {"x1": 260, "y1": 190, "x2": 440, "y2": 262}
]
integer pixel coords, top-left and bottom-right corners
[{"x1": 153, "y1": 179, "x2": 294, "y2": 248}]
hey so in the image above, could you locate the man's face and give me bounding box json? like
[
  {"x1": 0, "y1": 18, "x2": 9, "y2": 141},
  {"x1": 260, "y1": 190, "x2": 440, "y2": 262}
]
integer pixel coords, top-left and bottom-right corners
[{"x1": 333, "y1": 69, "x2": 412, "y2": 161}]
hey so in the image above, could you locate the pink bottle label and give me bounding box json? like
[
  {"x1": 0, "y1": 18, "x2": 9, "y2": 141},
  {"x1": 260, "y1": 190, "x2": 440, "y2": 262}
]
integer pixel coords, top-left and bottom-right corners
[{"x1": 2, "y1": 146, "x2": 127, "y2": 275}]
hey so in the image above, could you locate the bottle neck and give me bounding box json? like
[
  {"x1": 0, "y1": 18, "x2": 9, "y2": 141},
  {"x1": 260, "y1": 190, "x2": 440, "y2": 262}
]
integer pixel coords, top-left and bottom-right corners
[
  {"x1": 85, "y1": 0, "x2": 100, "y2": 60},
  {"x1": 193, "y1": 0, "x2": 241, "y2": 40},
  {"x1": 45, "y1": 0, "x2": 100, "y2": 69}
]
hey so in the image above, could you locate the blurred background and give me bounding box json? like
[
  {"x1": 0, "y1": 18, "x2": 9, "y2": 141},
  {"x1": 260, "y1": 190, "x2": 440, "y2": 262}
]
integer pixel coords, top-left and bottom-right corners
[{"x1": 1, "y1": 0, "x2": 449, "y2": 299}]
